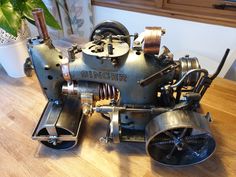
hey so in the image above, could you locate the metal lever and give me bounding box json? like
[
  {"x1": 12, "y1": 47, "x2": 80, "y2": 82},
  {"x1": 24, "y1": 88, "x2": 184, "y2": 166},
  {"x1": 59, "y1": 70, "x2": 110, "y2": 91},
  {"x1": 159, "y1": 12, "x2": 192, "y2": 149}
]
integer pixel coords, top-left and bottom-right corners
[
  {"x1": 194, "y1": 49, "x2": 230, "y2": 97},
  {"x1": 210, "y1": 48, "x2": 230, "y2": 80},
  {"x1": 138, "y1": 64, "x2": 179, "y2": 87}
]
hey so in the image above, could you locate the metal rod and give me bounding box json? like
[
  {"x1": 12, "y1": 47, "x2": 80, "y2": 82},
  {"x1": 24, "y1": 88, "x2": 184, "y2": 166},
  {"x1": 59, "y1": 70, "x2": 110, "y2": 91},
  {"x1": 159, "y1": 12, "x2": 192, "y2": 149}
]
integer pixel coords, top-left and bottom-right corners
[
  {"x1": 93, "y1": 106, "x2": 169, "y2": 114},
  {"x1": 138, "y1": 64, "x2": 179, "y2": 87},
  {"x1": 32, "y1": 8, "x2": 50, "y2": 40},
  {"x1": 210, "y1": 48, "x2": 230, "y2": 80},
  {"x1": 171, "y1": 69, "x2": 208, "y2": 89}
]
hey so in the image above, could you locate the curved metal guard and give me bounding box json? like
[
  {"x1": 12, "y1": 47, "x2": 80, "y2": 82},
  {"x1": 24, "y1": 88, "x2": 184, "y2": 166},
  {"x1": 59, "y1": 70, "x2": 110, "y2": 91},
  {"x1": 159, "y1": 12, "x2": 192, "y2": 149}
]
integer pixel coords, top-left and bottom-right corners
[
  {"x1": 32, "y1": 97, "x2": 83, "y2": 150},
  {"x1": 145, "y1": 110, "x2": 216, "y2": 166}
]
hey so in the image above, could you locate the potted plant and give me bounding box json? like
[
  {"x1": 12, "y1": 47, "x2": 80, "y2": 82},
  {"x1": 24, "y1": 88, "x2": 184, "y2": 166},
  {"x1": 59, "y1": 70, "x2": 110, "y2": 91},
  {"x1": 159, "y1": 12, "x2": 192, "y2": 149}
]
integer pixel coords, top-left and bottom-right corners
[{"x1": 0, "y1": 0, "x2": 61, "y2": 78}]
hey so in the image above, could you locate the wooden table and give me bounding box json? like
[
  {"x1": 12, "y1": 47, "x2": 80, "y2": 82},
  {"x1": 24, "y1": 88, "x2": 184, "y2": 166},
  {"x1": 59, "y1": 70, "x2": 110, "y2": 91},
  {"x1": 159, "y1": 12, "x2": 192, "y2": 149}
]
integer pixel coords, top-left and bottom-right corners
[{"x1": 0, "y1": 66, "x2": 236, "y2": 177}]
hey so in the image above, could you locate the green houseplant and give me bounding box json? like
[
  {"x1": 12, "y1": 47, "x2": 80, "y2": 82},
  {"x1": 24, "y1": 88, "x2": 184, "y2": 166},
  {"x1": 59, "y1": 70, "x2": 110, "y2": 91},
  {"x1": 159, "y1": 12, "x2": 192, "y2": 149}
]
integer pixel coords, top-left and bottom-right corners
[
  {"x1": 0, "y1": 0, "x2": 60, "y2": 36},
  {"x1": 0, "y1": 0, "x2": 61, "y2": 78}
]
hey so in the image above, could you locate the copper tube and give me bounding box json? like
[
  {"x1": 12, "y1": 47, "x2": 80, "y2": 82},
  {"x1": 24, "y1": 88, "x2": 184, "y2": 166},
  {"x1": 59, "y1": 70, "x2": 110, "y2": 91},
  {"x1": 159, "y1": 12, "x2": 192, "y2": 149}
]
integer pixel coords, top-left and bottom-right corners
[{"x1": 32, "y1": 8, "x2": 50, "y2": 40}]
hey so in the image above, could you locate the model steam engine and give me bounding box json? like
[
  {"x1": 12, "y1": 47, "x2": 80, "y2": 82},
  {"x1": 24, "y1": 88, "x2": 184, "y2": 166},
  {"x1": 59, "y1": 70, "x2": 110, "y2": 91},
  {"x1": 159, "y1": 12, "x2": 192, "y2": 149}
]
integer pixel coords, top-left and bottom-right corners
[{"x1": 25, "y1": 9, "x2": 230, "y2": 166}]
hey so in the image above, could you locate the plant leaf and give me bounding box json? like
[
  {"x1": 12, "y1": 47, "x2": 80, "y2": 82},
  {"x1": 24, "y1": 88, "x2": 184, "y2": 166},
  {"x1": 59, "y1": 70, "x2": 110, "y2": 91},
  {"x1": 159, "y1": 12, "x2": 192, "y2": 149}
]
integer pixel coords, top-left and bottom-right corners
[
  {"x1": 0, "y1": 0, "x2": 21, "y2": 36},
  {"x1": 21, "y1": 0, "x2": 61, "y2": 30},
  {"x1": 10, "y1": 0, "x2": 27, "y2": 13}
]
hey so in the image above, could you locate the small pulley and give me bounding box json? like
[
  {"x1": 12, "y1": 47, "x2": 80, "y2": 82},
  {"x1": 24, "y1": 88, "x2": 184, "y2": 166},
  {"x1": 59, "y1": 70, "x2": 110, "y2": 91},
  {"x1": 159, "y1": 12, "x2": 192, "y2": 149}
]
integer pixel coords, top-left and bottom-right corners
[
  {"x1": 178, "y1": 56, "x2": 201, "y2": 86},
  {"x1": 143, "y1": 27, "x2": 164, "y2": 55},
  {"x1": 145, "y1": 110, "x2": 215, "y2": 166}
]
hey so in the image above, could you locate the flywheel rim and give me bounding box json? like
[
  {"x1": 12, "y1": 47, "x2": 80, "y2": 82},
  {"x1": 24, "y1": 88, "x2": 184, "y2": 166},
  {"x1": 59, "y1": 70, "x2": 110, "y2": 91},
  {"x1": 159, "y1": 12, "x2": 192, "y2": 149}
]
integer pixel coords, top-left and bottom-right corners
[{"x1": 145, "y1": 110, "x2": 216, "y2": 166}]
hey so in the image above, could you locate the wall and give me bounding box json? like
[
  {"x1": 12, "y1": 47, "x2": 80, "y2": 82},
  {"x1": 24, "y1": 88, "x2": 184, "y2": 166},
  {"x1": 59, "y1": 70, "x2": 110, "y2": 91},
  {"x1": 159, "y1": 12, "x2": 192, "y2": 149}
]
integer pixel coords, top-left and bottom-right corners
[{"x1": 93, "y1": 6, "x2": 236, "y2": 79}]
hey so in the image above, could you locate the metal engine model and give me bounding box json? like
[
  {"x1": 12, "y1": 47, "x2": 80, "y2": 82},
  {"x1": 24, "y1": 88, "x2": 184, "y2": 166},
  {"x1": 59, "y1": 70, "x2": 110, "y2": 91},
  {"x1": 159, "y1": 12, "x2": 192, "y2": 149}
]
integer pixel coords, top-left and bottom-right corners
[{"x1": 25, "y1": 9, "x2": 230, "y2": 166}]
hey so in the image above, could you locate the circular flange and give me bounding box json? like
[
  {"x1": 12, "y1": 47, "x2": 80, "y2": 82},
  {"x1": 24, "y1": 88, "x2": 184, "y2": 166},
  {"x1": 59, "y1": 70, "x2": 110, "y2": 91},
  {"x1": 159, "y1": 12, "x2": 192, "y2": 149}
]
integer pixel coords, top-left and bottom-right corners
[
  {"x1": 179, "y1": 57, "x2": 201, "y2": 86},
  {"x1": 145, "y1": 110, "x2": 216, "y2": 166},
  {"x1": 90, "y1": 20, "x2": 130, "y2": 46}
]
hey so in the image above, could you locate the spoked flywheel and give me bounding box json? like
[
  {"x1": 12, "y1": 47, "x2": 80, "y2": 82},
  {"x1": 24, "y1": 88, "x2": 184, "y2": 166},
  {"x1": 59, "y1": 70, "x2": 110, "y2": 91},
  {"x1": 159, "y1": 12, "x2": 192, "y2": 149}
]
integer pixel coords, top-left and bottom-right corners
[
  {"x1": 90, "y1": 20, "x2": 130, "y2": 46},
  {"x1": 145, "y1": 110, "x2": 216, "y2": 166}
]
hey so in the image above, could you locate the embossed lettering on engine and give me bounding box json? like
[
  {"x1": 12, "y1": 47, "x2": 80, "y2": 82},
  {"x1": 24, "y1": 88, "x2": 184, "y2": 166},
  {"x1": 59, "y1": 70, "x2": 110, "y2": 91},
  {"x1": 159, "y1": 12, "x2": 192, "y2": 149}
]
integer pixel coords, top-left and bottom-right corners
[{"x1": 80, "y1": 70, "x2": 127, "y2": 82}]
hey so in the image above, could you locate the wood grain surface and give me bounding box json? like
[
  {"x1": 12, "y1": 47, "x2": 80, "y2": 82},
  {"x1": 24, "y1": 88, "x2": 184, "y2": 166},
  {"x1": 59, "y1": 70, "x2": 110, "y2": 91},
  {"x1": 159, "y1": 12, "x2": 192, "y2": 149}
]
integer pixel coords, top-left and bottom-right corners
[{"x1": 0, "y1": 66, "x2": 235, "y2": 177}]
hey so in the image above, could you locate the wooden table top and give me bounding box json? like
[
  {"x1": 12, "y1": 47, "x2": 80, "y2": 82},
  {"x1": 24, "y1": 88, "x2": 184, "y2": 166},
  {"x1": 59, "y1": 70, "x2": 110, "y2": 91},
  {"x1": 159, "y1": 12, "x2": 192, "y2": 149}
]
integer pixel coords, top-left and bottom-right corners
[{"x1": 0, "y1": 66, "x2": 236, "y2": 177}]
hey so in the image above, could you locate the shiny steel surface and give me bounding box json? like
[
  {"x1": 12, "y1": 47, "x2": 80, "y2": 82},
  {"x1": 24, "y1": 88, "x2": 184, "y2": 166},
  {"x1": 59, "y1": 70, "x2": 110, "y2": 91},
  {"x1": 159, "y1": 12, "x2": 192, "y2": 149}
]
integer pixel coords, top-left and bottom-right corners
[
  {"x1": 110, "y1": 111, "x2": 120, "y2": 143},
  {"x1": 61, "y1": 58, "x2": 71, "y2": 81},
  {"x1": 145, "y1": 110, "x2": 216, "y2": 166},
  {"x1": 171, "y1": 69, "x2": 208, "y2": 89},
  {"x1": 179, "y1": 57, "x2": 200, "y2": 86}
]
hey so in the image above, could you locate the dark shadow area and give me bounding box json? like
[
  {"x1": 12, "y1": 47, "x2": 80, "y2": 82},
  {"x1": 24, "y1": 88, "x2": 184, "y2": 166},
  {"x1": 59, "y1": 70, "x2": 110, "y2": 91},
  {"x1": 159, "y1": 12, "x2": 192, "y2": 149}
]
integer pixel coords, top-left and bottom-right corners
[
  {"x1": 0, "y1": 64, "x2": 26, "y2": 87},
  {"x1": 151, "y1": 153, "x2": 227, "y2": 177}
]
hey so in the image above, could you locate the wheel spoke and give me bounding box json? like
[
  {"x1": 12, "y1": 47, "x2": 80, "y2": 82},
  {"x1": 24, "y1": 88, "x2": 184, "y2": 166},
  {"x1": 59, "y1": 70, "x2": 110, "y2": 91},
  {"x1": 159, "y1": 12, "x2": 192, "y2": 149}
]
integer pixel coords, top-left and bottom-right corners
[
  {"x1": 145, "y1": 110, "x2": 216, "y2": 166},
  {"x1": 151, "y1": 140, "x2": 175, "y2": 146},
  {"x1": 184, "y1": 133, "x2": 208, "y2": 141},
  {"x1": 166, "y1": 145, "x2": 176, "y2": 159},
  {"x1": 164, "y1": 131, "x2": 175, "y2": 139},
  {"x1": 180, "y1": 128, "x2": 188, "y2": 138},
  {"x1": 184, "y1": 143, "x2": 200, "y2": 157},
  {"x1": 185, "y1": 139, "x2": 206, "y2": 144}
]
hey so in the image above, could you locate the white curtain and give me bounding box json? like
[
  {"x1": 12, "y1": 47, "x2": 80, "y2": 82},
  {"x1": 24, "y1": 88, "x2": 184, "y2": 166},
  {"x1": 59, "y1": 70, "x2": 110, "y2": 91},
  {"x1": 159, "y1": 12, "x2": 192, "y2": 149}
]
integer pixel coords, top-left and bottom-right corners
[{"x1": 43, "y1": 0, "x2": 93, "y2": 40}]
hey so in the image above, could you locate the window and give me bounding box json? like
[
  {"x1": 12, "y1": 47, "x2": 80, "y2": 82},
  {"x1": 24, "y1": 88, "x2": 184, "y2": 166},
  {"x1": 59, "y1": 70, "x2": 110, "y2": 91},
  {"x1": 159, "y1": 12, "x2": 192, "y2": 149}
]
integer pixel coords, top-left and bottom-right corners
[{"x1": 92, "y1": 0, "x2": 236, "y2": 27}]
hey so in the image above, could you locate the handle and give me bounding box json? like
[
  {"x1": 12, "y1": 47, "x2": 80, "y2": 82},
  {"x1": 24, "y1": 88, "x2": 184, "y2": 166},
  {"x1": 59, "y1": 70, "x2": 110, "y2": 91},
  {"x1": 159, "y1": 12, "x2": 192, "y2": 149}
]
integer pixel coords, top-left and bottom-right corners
[
  {"x1": 210, "y1": 48, "x2": 230, "y2": 80},
  {"x1": 213, "y1": 1, "x2": 236, "y2": 10}
]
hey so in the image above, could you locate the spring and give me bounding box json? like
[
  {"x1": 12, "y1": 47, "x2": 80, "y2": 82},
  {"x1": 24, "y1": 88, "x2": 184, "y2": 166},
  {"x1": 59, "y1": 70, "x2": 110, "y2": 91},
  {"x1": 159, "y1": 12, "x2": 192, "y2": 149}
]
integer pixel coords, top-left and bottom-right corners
[{"x1": 98, "y1": 83, "x2": 118, "y2": 100}]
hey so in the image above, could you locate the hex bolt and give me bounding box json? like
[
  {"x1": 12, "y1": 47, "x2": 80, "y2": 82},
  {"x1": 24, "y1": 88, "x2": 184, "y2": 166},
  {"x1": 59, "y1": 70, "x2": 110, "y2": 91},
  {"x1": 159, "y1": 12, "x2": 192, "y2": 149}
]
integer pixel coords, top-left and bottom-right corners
[{"x1": 161, "y1": 29, "x2": 166, "y2": 35}]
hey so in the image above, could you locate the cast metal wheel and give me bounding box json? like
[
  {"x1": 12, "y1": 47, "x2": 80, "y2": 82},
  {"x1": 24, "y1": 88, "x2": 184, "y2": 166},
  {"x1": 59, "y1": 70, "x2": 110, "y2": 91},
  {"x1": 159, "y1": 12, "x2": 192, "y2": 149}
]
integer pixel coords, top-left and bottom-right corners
[
  {"x1": 145, "y1": 110, "x2": 216, "y2": 166},
  {"x1": 37, "y1": 127, "x2": 78, "y2": 150}
]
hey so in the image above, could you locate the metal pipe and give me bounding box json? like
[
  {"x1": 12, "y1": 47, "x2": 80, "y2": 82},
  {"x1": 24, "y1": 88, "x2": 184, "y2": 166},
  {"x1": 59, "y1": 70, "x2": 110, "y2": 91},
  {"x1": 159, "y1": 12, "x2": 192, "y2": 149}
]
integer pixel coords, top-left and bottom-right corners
[
  {"x1": 170, "y1": 69, "x2": 208, "y2": 89},
  {"x1": 32, "y1": 8, "x2": 50, "y2": 40}
]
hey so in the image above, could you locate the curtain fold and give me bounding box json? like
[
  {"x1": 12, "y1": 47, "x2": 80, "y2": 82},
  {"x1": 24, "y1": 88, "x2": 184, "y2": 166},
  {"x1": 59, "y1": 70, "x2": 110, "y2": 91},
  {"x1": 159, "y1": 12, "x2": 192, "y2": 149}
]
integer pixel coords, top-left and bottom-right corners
[{"x1": 42, "y1": 0, "x2": 93, "y2": 40}]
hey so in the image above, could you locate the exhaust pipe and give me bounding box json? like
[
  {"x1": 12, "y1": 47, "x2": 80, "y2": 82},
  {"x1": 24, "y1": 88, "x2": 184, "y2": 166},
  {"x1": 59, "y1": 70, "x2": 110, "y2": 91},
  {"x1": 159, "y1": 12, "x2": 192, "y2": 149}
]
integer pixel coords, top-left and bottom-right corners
[{"x1": 32, "y1": 8, "x2": 50, "y2": 40}]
